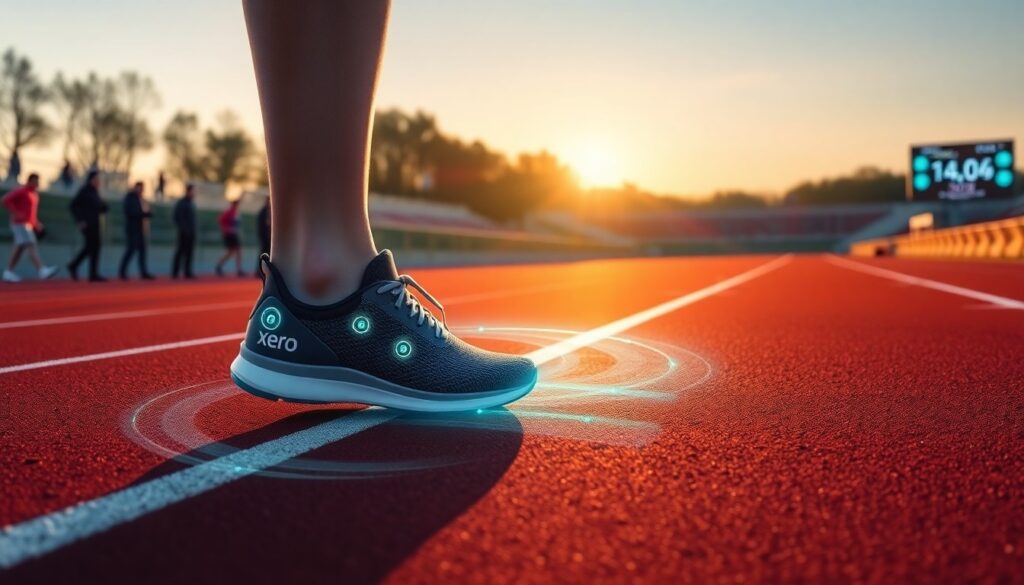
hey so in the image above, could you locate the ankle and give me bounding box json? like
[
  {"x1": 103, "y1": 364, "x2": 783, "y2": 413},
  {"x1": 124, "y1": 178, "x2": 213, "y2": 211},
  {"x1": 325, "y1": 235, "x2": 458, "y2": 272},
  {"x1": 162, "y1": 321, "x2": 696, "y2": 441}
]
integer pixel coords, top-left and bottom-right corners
[{"x1": 273, "y1": 243, "x2": 376, "y2": 305}]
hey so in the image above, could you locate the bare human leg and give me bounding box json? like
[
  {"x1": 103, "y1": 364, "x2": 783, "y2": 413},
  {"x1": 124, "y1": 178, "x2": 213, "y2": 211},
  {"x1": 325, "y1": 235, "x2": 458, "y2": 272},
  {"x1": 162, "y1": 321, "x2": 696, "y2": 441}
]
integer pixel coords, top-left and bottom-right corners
[
  {"x1": 231, "y1": 0, "x2": 537, "y2": 412},
  {"x1": 7, "y1": 244, "x2": 24, "y2": 271},
  {"x1": 25, "y1": 244, "x2": 43, "y2": 271},
  {"x1": 215, "y1": 248, "x2": 232, "y2": 275},
  {"x1": 242, "y1": 0, "x2": 387, "y2": 304}
]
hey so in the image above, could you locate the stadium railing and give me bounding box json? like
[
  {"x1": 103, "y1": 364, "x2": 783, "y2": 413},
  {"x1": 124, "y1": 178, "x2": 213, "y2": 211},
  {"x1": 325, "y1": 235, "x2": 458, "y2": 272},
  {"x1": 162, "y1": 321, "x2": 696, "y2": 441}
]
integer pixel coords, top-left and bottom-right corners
[{"x1": 850, "y1": 215, "x2": 1024, "y2": 260}]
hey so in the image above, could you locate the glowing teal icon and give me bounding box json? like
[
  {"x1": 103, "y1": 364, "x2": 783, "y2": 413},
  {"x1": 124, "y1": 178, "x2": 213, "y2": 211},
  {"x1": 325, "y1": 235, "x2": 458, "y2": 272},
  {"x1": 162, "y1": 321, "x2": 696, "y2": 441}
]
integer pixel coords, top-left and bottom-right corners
[
  {"x1": 995, "y1": 150, "x2": 1013, "y2": 169},
  {"x1": 913, "y1": 173, "x2": 931, "y2": 191},
  {"x1": 912, "y1": 155, "x2": 929, "y2": 173},
  {"x1": 394, "y1": 339, "x2": 413, "y2": 359},
  {"x1": 995, "y1": 169, "x2": 1014, "y2": 188},
  {"x1": 352, "y1": 315, "x2": 371, "y2": 335},
  {"x1": 260, "y1": 307, "x2": 282, "y2": 330}
]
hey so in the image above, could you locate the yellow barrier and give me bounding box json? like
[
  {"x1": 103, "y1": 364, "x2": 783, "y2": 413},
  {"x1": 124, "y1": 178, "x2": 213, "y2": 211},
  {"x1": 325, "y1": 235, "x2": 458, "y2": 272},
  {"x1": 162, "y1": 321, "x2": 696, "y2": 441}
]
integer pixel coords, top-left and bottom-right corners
[{"x1": 851, "y1": 215, "x2": 1024, "y2": 260}]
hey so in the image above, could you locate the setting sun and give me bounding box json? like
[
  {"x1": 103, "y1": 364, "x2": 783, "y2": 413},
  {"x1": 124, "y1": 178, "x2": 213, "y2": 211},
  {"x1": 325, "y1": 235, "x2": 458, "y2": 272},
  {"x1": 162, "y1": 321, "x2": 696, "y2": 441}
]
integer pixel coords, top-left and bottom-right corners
[{"x1": 561, "y1": 142, "x2": 624, "y2": 188}]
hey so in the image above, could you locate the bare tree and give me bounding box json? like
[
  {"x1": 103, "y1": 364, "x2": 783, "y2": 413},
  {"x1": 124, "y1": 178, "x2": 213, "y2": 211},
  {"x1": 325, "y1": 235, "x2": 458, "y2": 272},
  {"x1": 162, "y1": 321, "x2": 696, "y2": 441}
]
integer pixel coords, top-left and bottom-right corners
[
  {"x1": 115, "y1": 71, "x2": 160, "y2": 174},
  {"x1": 162, "y1": 110, "x2": 205, "y2": 180},
  {"x1": 370, "y1": 108, "x2": 445, "y2": 195},
  {"x1": 202, "y1": 111, "x2": 255, "y2": 187},
  {"x1": 71, "y1": 73, "x2": 115, "y2": 170},
  {"x1": 0, "y1": 48, "x2": 53, "y2": 155},
  {"x1": 51, "y1": 72, "x2": 91, "y2": 159},
  {"x1": 68, "y1": 72, "x2": 160, "y2": 177}
]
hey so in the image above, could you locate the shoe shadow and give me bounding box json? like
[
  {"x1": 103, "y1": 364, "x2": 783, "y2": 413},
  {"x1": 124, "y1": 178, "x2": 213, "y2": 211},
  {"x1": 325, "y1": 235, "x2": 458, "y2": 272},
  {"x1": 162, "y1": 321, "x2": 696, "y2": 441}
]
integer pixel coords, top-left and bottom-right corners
[{"x1": 8, "y1": 407, "x2": 524, "y2": 585}]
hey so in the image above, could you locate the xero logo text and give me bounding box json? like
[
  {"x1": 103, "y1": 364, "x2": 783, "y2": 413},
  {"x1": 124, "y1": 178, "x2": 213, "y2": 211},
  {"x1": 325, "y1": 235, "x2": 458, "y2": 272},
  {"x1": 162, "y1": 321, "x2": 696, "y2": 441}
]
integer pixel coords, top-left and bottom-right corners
[{"x1": 257, "y1": 331, "x2": 298, "y2": 352}]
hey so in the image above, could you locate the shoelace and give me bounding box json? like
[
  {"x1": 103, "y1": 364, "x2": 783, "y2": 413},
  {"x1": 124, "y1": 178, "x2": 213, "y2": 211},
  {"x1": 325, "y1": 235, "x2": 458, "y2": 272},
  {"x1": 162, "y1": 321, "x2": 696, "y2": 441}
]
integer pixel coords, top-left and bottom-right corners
[{"x1": 376, "y1": 275, "x2": 447, "y2": 338}]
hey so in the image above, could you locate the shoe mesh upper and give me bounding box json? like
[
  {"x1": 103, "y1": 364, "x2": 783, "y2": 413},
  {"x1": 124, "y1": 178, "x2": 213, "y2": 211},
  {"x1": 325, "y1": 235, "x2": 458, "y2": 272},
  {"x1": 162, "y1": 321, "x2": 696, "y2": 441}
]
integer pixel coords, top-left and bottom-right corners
[{"x1": 299, "y1": 300, "x2": 535, "y2": 394}]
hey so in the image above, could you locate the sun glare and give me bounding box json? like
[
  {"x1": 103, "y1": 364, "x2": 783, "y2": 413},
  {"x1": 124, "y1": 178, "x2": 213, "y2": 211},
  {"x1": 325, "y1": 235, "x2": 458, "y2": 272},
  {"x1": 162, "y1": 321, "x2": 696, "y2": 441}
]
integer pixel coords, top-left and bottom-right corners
[{"x1": 562, "y1": 143, "x2": 624, "y2": 188}]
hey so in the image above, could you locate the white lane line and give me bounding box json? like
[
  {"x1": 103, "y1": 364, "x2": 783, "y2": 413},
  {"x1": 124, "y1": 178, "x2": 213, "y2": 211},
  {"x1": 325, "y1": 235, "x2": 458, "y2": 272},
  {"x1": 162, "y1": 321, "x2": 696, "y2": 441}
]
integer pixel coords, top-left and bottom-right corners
[
  {"x1": 0, "y1": 408, "x2": 400, "y2": 569},
  {"x1": 0, "y1": 278, "x2": 592, "y2": 332},
  {"x1": 826, "y1": 255, "x2": 1024, "y2": 310},
  {"x1": 0, "y1": 334, "x2": 245, "y2": 375},
  {"x1": 0, "y1": 260, "x2": 786, "y2": 375},
  {"x1": 0, "y1": 279, "x2": 603, "y2": 373},
  {"x1": 443, "y1": 277, "x2": 600, "y2": 305},
  {"x1": 0, "y1": 255, "x2": 791, "y2": 568},
  {"x1": 0, "y1": 301, "x2": 253, "y2": 330},
  {"x1": 525, "y1": 254, "x2": 793, "y2": 366}
]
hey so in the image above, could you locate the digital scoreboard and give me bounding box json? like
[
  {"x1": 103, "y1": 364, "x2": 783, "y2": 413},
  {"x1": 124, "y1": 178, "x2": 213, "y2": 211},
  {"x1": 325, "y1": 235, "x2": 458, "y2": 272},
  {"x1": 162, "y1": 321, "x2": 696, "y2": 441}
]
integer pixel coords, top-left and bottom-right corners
[{"x1": 908, "y1": 140, "x2": 1015, "y2": 201}]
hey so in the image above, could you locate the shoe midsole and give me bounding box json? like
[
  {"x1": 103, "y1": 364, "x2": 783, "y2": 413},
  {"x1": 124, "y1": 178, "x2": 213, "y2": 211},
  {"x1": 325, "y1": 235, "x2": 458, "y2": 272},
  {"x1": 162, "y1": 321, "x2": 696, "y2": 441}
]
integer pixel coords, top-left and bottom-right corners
[{"x1": 230, "y1": 345, "x2": 536, "y2": 410}]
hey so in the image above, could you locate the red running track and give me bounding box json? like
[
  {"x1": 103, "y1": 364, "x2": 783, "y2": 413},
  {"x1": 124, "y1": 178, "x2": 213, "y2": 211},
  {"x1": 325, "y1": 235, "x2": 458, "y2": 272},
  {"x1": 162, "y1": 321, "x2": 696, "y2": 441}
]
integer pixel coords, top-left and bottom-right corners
[{"x1": 0, "y1": 254, "x2": 1022, "y2": 584}]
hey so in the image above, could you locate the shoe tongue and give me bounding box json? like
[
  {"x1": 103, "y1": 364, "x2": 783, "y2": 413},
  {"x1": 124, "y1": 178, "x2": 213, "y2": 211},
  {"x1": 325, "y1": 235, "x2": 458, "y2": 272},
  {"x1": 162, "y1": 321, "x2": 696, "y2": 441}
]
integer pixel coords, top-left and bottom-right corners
[{"x1": 360, "y1": 249, "x2": 399, "y2": 287}]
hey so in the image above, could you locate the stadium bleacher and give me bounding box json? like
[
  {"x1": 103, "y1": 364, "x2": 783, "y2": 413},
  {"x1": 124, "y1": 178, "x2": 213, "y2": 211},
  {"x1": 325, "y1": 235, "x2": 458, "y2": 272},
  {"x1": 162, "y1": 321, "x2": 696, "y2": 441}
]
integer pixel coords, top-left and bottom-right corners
[
  {"x1": 590, "y1": 205, "x2": 891, "y2": 242},
  {"x1": 368, "y1": 194, "x2": 499, "y2": 233}
]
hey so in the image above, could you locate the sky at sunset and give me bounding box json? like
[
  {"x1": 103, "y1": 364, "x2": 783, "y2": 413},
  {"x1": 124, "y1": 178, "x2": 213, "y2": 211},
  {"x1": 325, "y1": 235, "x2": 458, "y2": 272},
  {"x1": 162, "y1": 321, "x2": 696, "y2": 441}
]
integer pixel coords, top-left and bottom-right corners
[{"x1": 4, "y1": 0, "x2": 1023, "y2": 196}]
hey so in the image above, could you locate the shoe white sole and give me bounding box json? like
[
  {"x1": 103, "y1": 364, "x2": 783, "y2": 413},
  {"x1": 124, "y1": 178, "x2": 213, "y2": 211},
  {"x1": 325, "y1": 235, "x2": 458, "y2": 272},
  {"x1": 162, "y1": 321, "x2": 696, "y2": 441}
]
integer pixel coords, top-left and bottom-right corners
[{"x1": 230, "y1": 348, "x2": 537, "y2": 413}]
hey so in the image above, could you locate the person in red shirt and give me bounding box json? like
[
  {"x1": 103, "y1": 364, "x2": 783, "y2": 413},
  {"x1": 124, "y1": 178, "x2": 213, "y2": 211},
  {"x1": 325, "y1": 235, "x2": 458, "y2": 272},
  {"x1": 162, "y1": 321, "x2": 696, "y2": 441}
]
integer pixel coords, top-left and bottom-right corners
[
  {"x1": 215, "y1": 198, "x2": 244, "y2": 277},
  {"x1": 2, "y1": 173, "x2": 57, "y2": 282}
]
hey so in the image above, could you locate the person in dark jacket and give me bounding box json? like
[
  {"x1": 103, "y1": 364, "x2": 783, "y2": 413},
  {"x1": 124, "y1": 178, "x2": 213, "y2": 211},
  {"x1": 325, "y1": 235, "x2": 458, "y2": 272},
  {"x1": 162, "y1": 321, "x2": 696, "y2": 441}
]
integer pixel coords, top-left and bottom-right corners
[
  {"x1": 119, "y1": 181, "x2": 154, "y2": 280},
  {"x1": 255, "y1": 196, "x2": 271, "y2": 276},
  {"x1": 6, "y1": 149, "x2": 21, "y2": 184},
  {"x1": 68, "y1": 171, "x2": 108, "y2": 282},
  {"x1": 172, "y1": 184, "x2": 198, "y2": 279},
  {"x1": 59, "y1": 160, "x2": 75, "y2": 189},
  {"x1": 156, "y1": 171, "x2": 166, "y2": 202}
]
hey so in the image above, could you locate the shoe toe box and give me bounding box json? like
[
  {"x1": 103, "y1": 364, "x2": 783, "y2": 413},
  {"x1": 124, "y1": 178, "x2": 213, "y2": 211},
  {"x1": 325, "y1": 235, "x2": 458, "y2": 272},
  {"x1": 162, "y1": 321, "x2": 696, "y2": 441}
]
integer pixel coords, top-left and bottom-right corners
[{"x1": 447, "y1": 338, "x2": 538, "y2": 393}]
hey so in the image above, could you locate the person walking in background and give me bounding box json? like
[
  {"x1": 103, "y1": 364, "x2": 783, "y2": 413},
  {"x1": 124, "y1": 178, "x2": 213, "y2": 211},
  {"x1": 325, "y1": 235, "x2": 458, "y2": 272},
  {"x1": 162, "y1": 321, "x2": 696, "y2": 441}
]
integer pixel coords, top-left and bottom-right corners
[
  {"x1": 68, "y1": 171, "x2": 108, "y2": 282},
  {"x1": 2, "y1": 173, "x2": 58, "y2": 282},
  {"x1": 119, "y1": 181, "x2": 155, "y2": 280},
  {"x1": 59, "y1": 160, "x2": 75, "y2": 190},
  {"x1": 172, "y1": 183, "x2": 197, "y2": 279},
  {"x1": 215, "y1": 198, "x2": 243, "y2": 277},
  {"x1": 155, "y1": 171, "x2": 166, "y2": 202},
  {"x1": 256, "y1": 196, "x2": 270, "y2": 276},
  {"x1": 6, "y1": 150, "x2": 21, "y2": 184}
]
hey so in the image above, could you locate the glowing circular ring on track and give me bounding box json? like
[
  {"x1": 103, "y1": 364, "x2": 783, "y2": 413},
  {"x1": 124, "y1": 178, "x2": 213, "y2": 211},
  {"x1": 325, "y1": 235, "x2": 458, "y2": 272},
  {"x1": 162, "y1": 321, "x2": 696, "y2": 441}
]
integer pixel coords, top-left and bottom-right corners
[{"x1": 124, "y1": 326, "x2": 713, "y2": 480}]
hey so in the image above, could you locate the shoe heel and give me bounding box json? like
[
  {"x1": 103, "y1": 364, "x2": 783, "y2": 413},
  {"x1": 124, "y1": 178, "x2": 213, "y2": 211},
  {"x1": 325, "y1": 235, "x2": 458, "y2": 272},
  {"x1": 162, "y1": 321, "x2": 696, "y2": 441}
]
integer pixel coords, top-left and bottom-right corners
[{"x1": 230, "y1": 357, "x2": 331, "y2": 405}]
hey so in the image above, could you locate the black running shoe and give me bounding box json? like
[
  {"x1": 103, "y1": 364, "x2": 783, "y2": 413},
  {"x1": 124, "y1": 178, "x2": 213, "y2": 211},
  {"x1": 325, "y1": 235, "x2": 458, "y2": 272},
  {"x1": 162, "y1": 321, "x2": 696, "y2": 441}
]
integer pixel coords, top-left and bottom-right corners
[{"x1": 230, "y1": 251, "x2": 538, "y2": 412}]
